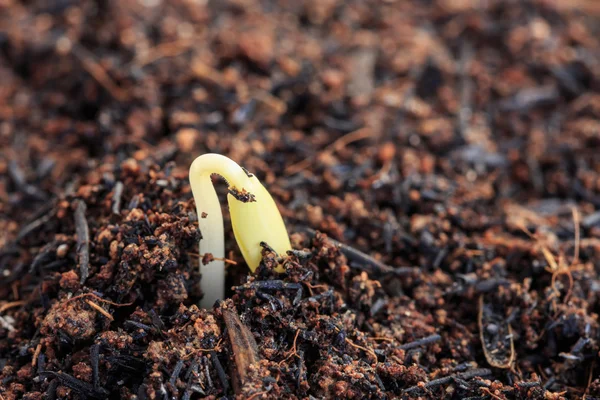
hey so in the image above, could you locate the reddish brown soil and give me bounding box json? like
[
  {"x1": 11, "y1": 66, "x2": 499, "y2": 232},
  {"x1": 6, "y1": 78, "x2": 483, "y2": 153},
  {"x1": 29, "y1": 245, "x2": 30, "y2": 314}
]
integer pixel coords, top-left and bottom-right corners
[{"x1": 1, "y1": 0, "x2": 600, "y2": 399}]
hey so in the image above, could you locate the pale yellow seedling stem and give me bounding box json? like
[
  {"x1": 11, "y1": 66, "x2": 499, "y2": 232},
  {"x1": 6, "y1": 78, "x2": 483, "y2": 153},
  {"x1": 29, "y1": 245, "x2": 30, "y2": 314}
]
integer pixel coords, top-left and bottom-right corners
[{"x1": 189, "y1": 153, "x2": 290, "y2": 308}]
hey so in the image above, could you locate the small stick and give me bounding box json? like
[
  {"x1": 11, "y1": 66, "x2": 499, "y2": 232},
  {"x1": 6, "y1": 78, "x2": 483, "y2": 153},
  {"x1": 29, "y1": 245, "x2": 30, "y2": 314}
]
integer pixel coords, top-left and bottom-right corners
[
  {"x1": 8, "y1": 160, "x2": 47, "y2": 200},
  {"x1": 40, "y1": 371, "x2": 109, "y2": 397},
  {"x1": 344, "y1": 337, "x2": 378, "y2": 365},
  {"x1": 211, "y1": 351, "x2": 230, "y2": 394},
  {"x1": 46, "y1": 379, "x2": 59, "y2": 400},
  {"x1": 136, "y1": 38, "x2": 194, "y2": 67},
  {"x1": 191, "y1": 61, "x2": 224, "y2": 87},
  {"x1": 188, "y1": 252, "x2": 238, "y2": 265},
  {"x1": 572, "y1": 206, "x2": 580, "y2": 265},
  {"x1": 74, "y1": 200, "x2": 90, "y2": 284},
  {"x1": 223, "y1": 309, "x2": 260, "y2": 393},
  {"x1": 0, "y1": 300, "x2": 26, "y2": 313},
  {"x1": 66, "y1": 293, "x2": 133, "y2": 307},
  {"x1": 478, "y1": 296, "x2": 515, "y2": 369},
  {"x1": 372, "y1": 336, "x2": 394, "y2": 342},
  {"x1": 182, "y1": 339, "x2": 223, "y2": 359},
  {"x1": 399, "y1": 334, "x2": 441, "y2": 350},
  {"x1": 71, "y1": 44, "x2": 128, "y2": 102},
  {"x1": 90, "y1": 344, "x2": 100, "y2": 389},
  {"x1": 254, "y1": 90, "x2": 287, "y2": 115},
  {"x1": 300, "y1": 227, "x2": 419, "y2": 277},
  {"x1": 247, "y1": 391, "x2": 268, "y2": 400},
  {"x1": 170, "y1": 359, "x2": 185, "y2": 385},
  {"x1": 457, "y1": 40, "x2": 474, "y2": 141},
  {"x1": 481, "y1": 387, "x2": 504, "y2": 400},
  {"x1": 285, "y1": 127, "x2": 372, "y2": 175},
  {"x1": 112, "y1": 182, "x2": 124, "y2": 215},
  {"x1": 403, "y1": 368, "x2": 492, "y2": 394},
  {"x1": 85, "y1": 300, "x2": 114, "y2": 321},
  {"x1": 31, "y1": 343, "x2": 42, "y2": 367},
  {"x1": 278, "y1": 329, "x2": 301, "y2": 365},
  {"x1": 584, "y1": 361, "x2": 595, "y2": 399},
  {"x1": 11, "y1": 282, "x2": 19, "y2": 300},
  {"x1": 16, "y1": 205, "x2": 55, "y2": 242}
]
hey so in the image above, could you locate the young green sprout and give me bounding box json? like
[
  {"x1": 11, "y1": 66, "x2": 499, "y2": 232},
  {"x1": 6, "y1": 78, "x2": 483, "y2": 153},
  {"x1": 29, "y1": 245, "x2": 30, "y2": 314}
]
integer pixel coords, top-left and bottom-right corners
[{"x1": 189, "y1": 153, "x2": 291, "y2": 308}]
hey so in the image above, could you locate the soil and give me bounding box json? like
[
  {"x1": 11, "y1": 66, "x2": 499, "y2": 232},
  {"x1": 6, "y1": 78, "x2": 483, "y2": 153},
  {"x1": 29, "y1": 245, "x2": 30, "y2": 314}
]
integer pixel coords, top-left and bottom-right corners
[{"x1": 1, "y1": 0, "x2": 600, "y2": 399}]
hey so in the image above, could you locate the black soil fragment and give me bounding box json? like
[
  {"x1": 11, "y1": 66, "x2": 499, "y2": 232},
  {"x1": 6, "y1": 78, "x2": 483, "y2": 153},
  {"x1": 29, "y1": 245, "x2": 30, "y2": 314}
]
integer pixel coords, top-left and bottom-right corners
[{"x1": 1, "y1": 1, "x2": 600, "y2": 400}]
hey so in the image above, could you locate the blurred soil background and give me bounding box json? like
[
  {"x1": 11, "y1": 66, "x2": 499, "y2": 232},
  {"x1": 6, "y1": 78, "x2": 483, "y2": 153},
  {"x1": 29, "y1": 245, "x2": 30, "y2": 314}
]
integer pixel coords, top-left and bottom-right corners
[{"x1": 1, "y1": 0, "x2": 600, "y2": 399}]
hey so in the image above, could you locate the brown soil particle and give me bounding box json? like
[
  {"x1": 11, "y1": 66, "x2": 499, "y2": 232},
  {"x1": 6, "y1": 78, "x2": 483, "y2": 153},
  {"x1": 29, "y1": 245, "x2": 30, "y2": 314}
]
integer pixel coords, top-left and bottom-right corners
[
  {"x1": 1, "y1": 0, "x2": 600, "y2": 399},
  {"x1": 41, "y1": 300, "x2": 97, "y2": 340}
]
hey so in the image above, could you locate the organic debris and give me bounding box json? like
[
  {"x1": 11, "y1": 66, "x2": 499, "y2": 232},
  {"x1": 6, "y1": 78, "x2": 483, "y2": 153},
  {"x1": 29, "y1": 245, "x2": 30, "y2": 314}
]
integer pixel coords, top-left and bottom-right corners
[{"x1": 1, "y1": 0, "x2": 600, "y2": 399}]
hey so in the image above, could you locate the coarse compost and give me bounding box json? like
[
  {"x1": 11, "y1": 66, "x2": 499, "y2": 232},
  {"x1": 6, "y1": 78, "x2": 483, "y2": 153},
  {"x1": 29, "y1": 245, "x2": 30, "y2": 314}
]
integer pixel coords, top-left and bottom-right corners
[{"x1": 1, "y1": 0, "x2": 600, "y2": 399}]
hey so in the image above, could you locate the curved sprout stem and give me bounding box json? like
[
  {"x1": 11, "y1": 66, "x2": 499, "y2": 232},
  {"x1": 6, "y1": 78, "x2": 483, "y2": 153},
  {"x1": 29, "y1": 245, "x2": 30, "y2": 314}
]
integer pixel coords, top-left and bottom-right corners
[{"x1": 189, "y1": 153, "x2": 291, "y2": 308}]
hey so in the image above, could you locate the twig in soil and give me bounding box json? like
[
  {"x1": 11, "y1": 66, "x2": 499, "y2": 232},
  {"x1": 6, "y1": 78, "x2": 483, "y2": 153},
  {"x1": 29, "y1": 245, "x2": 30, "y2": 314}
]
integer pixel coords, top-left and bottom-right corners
[
  {"x1": 124, "y1": 320, "x2": 153, "y2": 340},
  {"x1": 31, "y1": 343, "x2": 42, "y2": 367},
  {"x1": 37, "y1": 353, "x2": 45, "y2": 374},
  {"x1": 182, "y1": 341, "x2": 223, "y2": 358},
  {"x1": 183, "y1": 358, "x2": 201, "y2": 399},
  {"x1": 74, "y1": 200, "x2": 90, "y2": 284},
  {"x1": 136, "y1": 38, "x2": 194, "y2": 67},
  {"x1": 203, "y1": 356, "x2": 213, "y2": 389},
  {"x1": 480, "y1": 387, "x2": 504, "y2": 400},
  {"x1": 112, "y1": 181, "x2": 124, "y2": 215},
  {"x1": 0, "y1": 301, "x2": 25, "y2": 313},
  {"x1": 16, "y1": 204, "x2": 55, "y2": 242},
  {"x1": 402, "y1": 368, "x2": 492, "y2": 395},
  {"x1": 518, "y1": 223, "x2": 574, "y2": 308},
  {"x1": 170, "y1": 359, "x2": 185, "y2": 385},
  {"x1": 572, "y1": 206, "x2": 580, "y2": 265},
  {"x1": 223, "y1": 309, "x2": 260, "y2": 394},
  {"x1": 278, "y1": 329, "x2": 301, "y2": 365},
  {"x1": 71, "y1": 44, "x2": 129, "y2": 102},
  {"x1": 300, "y1": 227, "x2": 419, "y2": 278},
  {"x1": 46, "y1": 379, "x2": 59, "y2": 400},
  {"x1": 85, "y1": 300, "x2": 114, "y2": 320},
  {"x1": 584, "y1": 361, "x2": 595, "y2": 399},
  {"x1": 91, "y1": 344, "x2": 100, "y2": 389},
  {"x1": 29, "y1": 249, "x2": 54, "y2": 273},
  {"x1": 478, "y1": 295, "x2": 515, "y2": 369},
  {"x1": 498, "y1": 85, "x2": 559, "y2": 112},
  {"x1": 474, "y1": 278, "x2": 511, "y2": 293},
  {"x1": 66, "y1": 292, "x2": 134, "y2": 307},
  {"x1": 254, "y1": 90, "x2": 287, "y2": 116},
  {"x1": 188, "y1": 252, "x2": 238, "y2": 265},
  {"x1": 286, "y1": 249, "x2": 313, "y2": 260},
  {"x1": 559, "y1": 337, "x2": 591, "y2": 363},
  {"x1": 284, "y1": 127, "x2": 371, "y2": 175},
  {"x1": 342, "y1": 335, "x2": 378, "y2": 365},
  {"x1": 149, "y1": 309, "x2": 166, "y2": 333},
  {"x1": 247, "y1": 390, "x2": 269, "y2": 400},
  {"x1": 192, "y1": 60, "x2": 225, "y2": 87},
  {"x1": 398, "y1": 333, "x2": 441, "y2": 351},
  {"x1": 457, "y1": 40, "x2": 474, "y2": 141},
  {"x1": 234, "y1": 280, "x2": 303, "y2": 305},
  {"x1": 40, "y1": 371, "x2": 109, "y2": 399},
  {"x1": 125, "y1": 320, "x2": 152, "y2": 331},
  {"x1": 210, "y1": 351, "x2": 230, "y2": 394},
  {"x1": 516, "y1": 381, "x2": 541, "y2": 388},
  {"x1": 8, "y1": 160, "x2": 47, "y2": 200},
  {"x1": 545, "y1": 207, "x2": 582, "y2": 307}
]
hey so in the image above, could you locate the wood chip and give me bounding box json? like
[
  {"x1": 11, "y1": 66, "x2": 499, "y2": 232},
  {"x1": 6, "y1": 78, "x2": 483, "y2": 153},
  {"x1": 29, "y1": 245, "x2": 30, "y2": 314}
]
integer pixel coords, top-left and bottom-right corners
[
  {"x1": 222, "y1": 309, "x2": 260, "y2": 394},
  {"x1": 74, "y1": 200, "x2": 90, "y2": 284}
]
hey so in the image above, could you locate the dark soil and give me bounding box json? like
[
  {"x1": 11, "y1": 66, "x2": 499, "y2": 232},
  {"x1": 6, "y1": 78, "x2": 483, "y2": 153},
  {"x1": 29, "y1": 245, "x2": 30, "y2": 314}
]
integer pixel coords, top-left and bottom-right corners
[{"x1": 1, "y1": 0, "x2": 600, "y2": 399}]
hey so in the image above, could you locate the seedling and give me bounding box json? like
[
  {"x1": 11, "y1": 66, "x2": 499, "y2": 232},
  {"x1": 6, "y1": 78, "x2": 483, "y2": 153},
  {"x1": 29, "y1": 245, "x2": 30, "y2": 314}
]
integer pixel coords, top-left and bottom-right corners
[{"x1": 189, "y1": 153, "x2": 291, "y2": 308}]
